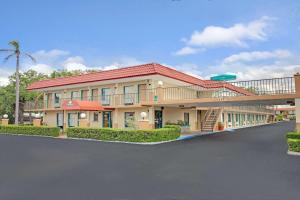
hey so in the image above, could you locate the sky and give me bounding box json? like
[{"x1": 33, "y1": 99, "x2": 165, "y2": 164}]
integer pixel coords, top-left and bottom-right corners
[{"x1": 1, "y1": 0, "x2": 300, "y2": 85}]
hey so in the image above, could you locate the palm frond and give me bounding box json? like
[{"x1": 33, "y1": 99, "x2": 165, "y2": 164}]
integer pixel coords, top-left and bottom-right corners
[
  {"x1": 3, "y1": 53, "x2": 15, "y2": 63},
  {"x1": 8, "y1": 40, "x2": 20, "y2": 50},
  {"x1": 0, "y1": 49, "x2": 14, "y2": 52},
  {"x1": 24, "y1": 52, "x2": 36, "y2": 63}
]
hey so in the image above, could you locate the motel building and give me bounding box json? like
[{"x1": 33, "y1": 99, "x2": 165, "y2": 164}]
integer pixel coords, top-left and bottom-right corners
[{"x1": 25, "y1": 63, "x2": 299, "y2": 133}]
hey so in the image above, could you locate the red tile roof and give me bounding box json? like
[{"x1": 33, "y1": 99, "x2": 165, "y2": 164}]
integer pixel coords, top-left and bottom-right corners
[
  {"x1": 61, "y1": 100, "x2": 113, "y2": 111},
  {"x1": 27, "y1": 63, "x2": 252, "y2": 95}
]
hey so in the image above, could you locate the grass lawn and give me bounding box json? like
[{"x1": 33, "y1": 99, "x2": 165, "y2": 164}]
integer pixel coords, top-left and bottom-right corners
[{"x1": 286, "y1": 132, "x2": 300, "y2": 152}]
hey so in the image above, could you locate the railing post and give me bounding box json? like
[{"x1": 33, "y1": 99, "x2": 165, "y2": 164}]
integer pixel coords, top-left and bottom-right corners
[
  {"x1": 157, "y1": 86, "x2": 164, "y2": 103},
  {"x1": 294, "y1": 73, "x2": 300, "y2": 132}
]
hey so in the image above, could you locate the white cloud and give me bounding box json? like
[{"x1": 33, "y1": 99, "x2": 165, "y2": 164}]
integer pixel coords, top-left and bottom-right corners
[
  {"x1": 233, "y1": 64, "x2": 300, "y2": 81},
  {"x1": 29, "y1": 64, "x2": 54, "y2": 75},
  {"x1": 0, "y1": 50, "x2": 145, "y2": 86},
  {"x1": 0, "y1": 68, "x2": 13, "y2": 86},
  {"x1": 174, "y1": 47, "x2": 203, "y2": 56},
  {"x1": 62, "y1": 56, "x2": 144, "y2": 72},
  {"x1": 202, "y1": 52, "x2": 300, "y2": 81},
  {"x1": 63, "y1": 56, "x2": 85, "y2": 64},
  {"x1": 32, "y1": 49, "x2": 70, "y2": 63},
  {"x1": 62, "y1": 56, "x2": 88, "y2": 71},
  {"x1": 223, "y1": 49, "x2": 292, "y2": 64},
  {"x1": 96, "y1": 57, "x2": 144, "y2": 71},
  {"x1": 0, "y1": 77, "x2": 9, "y2": 86},
  {"x1": 63, "y1": 63, "x2": 88, "y2": 71},
  {"x1": 186, "y1": 16, "x2": 273, "y2": 48}
]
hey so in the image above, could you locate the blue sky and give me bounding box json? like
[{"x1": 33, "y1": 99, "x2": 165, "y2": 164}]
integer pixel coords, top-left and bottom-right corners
[{"x1": 1, "y1": 0, "x2": 300, "y2": 85}]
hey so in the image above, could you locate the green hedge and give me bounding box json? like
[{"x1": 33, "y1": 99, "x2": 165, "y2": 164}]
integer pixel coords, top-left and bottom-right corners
[
  {"x1": 286, "y1": 132, "x2": 300, "y2": 140},
  {"x1": 66, "y1": 125, "x2": 181, "y2": 142},
  {"x1": 0, "y1": 125, "x2": 60, "y2": 137},
  {"x1": 287, "y1": 138, "x2": 300, "y2": 152}
]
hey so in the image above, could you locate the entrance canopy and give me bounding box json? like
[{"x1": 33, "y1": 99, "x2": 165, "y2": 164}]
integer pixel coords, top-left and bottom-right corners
[{"x1": 62, "y1": 100, "x2": 113, "y2": 111}]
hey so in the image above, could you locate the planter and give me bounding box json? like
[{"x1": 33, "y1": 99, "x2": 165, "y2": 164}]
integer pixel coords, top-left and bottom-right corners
[{"x1": 218, "y1": 122, "x2": 224, "y2": 131}]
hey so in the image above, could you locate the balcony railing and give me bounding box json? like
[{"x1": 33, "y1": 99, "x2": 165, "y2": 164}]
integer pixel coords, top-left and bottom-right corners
[
  {"x1": 160, "y1": 77, "x2": 295, "y2": 101},
  {"x1": 24, "y1": 93, "x2": 145, "y2": 110},
  {"x1": 24, "y1": 77, "x2": 296, "y2": 111}
]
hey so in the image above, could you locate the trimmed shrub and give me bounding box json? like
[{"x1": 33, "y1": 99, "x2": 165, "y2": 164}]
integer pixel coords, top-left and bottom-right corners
[
  {"x1": 0, "y1": 125, "x2": 60, "y2": 137},
  {"x1": 286, "y1": 132, "x2": 300, "y2": 140},
  {"x1": 287, "y1": 138, "x2": 300, "y2": 152},
  {"x1": 163, "y1": 125, "x2": 181, "y2": 132},
  {"x1": 66, "y1": 126, "x2": 181, "y2": 142},
  {"x1": 275, "y1": 114, "x2": 284, "y2": 121}
]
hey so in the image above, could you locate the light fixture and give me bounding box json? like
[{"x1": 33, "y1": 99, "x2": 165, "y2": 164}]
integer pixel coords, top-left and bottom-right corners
[
  {"x1": 140, "y1": 112, "x2": 147, "y2": 120},
  {"x1": 3, "y1": 114, "x2": 8, "y2": 119},
  {"x1": 158, "y1": 80, "x2": 163, "y2": 86},
  {"x1": 80, "y1": 112, "x2": 87, "y2": 119}
]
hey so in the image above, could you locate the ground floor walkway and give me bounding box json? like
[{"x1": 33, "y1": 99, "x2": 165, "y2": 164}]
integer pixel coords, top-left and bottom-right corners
[{"x1": 0, "y1": 121, "x2": 299, "y2": 199}]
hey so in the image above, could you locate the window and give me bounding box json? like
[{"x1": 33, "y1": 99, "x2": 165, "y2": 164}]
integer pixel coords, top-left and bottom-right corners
[
  {"x1": 101, "y1": 88, "x2": 111, "y2": 105},
  {"x1": 68, "y1": 113, "x2": 77, "y2": 127},
  {"x1": 91, "y1": 89, "x2": 98, "y2": 101},
  {"x1": 81, "y1": 90, "x2": 88, "y2": 100},
  {"x1": 236, "y1": 114, "x2": 239, "y2": 122},
  {"x1": 124, "y1": 86, "x2": 136, "y2": 105},
  {"x1": 71, "y1": 91, "x2": 79, "y2": 100},
  {"x1": 228, "y1": 113, "x2": 231, "y2": 122},
  {"x1": 93, "y1": 112, "x2": 99, "y2": 122},
  {"x1": 241, "y1": 114, "x2": 245, "y2": 125},
  {"x1": 184, "y1": 112, "x2": 190, "y2": 126},
  {"x1": 54, "y1": 93, "x2": 61, "y2": 107},
  {"x1": 222, "y1": 113, "x2": 225, "y2": 123},
  {"x1": 125, "y1": 112, "x2": 135, "y2": 128},
  {"x1": 56, "y1": 113, "x2": 63, "y2": 127}
]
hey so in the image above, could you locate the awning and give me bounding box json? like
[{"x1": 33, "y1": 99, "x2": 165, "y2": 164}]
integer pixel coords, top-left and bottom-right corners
[{"x1": 61, "y1": 100, "x2": 113, "y2": 111}]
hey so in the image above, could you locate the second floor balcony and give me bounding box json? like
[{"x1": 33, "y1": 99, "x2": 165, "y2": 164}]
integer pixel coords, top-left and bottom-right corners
[
  {"x1": 24, "y1": 76, "x2": 296, "y2": 111},
  {"x1": 25, "y1": 92, "x2": 151, "y2": 111}
]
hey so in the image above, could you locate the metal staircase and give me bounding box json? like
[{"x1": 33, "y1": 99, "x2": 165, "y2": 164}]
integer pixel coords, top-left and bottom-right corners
[{"x1": 201, "y1": 108, "x2": 222, "y2": 132}]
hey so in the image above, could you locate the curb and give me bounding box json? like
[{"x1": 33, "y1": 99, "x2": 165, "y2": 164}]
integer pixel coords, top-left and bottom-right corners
[
  {"x1": 0, "y1": 132, "x2": 178, "y2": 145},
  {"x1": 63, "y1": 137, "x2": 179, "y2": 145},
  {"x1": 287, "y1": 151, "x2": 300, "y2": 156}
]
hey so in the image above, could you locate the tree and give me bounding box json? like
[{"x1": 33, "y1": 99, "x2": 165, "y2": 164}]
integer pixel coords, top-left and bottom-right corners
[
  {"x1": 0, "y1": 69, "x2": 89, "y2": 123},
  {"x1": 0, "y1": 41, "x2": 35, "y2": 124},
  {"x1": 0, "y1": 70, "x2": 47, "y2": 123}
]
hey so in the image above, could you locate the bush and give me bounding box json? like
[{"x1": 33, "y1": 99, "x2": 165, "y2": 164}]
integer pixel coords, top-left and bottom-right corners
[
  {"x1": 286, "y1": 132, "x2": 300, "y2": 140},
  {"x1": 0, "y1": 125, "x2": 60, "y2": 137},
  {"x1": 165, "y1": 120, "x2": 185, "y2": 126},
  {"x1": 66, "y1": 126, "x2": 181, "y2": 142},
  {"x1": 287, "y1": 139, "x2": 300, "y2": 152},
  {"x1": 163, "y1": 125, "x2": 181, "y2": 132},
  {"x1": 276, "y1": 114, "x2": 284, "y2": 121}
]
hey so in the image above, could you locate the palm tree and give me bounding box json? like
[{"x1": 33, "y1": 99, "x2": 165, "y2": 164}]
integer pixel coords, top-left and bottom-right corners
[{"x1": 0, "y1": 40, "x2": 35, "y2": 125}]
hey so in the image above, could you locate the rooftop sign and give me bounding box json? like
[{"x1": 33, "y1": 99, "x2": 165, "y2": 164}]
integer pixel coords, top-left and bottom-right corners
[{"x1": 210, "y1": 74, "x2": 237, "y2": 81}]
